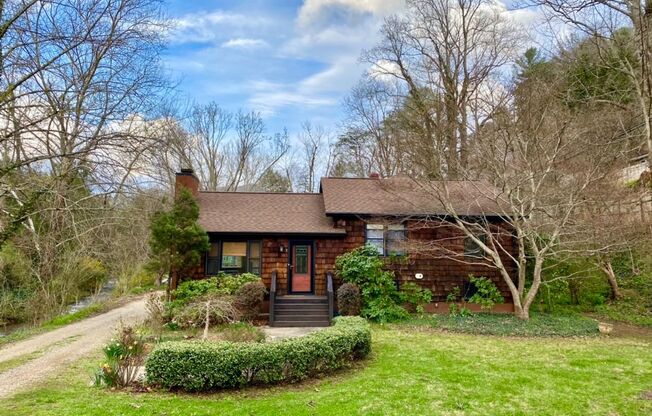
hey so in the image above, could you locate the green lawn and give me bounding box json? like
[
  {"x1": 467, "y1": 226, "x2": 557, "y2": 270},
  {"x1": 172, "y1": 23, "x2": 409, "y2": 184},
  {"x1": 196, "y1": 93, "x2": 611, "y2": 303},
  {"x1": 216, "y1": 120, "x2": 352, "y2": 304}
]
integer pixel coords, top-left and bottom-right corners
[
  {"x1": 406, "y1": 312, "x2": 601, "y2": 337},
  {"x1": 2, "y1": 326, "x2": 651, "y2": 415}
]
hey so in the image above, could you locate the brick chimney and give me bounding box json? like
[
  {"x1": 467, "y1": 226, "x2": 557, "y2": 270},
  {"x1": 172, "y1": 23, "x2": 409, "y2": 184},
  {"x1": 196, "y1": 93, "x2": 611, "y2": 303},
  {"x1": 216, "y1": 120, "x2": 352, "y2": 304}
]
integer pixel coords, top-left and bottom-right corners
[
  {"x1": 369, "y1": 172, "x2": 380, "y2": 179},
  {"x1": 175, "y1": 168, "x2": 199, "y2": 197}
]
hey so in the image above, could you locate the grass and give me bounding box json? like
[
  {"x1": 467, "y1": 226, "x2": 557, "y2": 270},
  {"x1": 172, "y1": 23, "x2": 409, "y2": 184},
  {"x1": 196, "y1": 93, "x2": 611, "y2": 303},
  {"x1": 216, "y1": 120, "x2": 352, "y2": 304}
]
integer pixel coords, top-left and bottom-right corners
[
  {"x1": 2, "y1": 325, "x2": 651, "y2": 415},
  {"x1": 404, "y1": 312, "x2": 601, "y2": 337}
]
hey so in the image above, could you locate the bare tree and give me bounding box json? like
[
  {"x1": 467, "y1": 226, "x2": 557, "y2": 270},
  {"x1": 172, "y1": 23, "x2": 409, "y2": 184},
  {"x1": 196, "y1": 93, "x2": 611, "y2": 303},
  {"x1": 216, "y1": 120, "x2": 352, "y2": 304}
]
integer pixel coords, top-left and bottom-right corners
[
  {"x1": 533, "y1": 0, "x2": 652, "y2": 168},
  {"x1": 403, "y1": 69, "x2": 629, "y2": 319},
  {"x1": 188, "y1": 102, "x2": 232, "y2": 191},
  {"x1": 362, "y1": 0, "x2": 519, "y2": 177},
  {"x1": 340, "y1": 79, "x2": 404, "y2": 177},
  {"x1": 296, "y1": 122, "x2": 334, "y2": 192}
]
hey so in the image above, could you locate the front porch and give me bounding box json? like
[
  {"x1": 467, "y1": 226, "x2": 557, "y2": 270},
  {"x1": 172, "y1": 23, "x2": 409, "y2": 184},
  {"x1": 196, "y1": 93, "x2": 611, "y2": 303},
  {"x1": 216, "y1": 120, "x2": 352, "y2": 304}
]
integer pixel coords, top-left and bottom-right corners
[{"x1": 268, "y1": 271, "x2": 334, "y2": 327}]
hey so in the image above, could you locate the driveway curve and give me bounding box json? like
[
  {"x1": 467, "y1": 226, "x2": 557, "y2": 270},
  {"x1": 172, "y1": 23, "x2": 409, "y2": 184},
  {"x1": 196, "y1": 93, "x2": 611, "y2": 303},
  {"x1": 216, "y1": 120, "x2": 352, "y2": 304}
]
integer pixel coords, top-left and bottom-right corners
[{"x1": 0, "y1": 297, "x2": 147, "y2": 399}]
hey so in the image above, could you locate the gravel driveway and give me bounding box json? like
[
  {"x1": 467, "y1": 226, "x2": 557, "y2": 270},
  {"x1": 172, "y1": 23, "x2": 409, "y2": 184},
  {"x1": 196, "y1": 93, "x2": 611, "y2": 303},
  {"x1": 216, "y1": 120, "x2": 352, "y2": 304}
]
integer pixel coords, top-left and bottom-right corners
[{"x1": 0, "y1": 297, "x2": 147, "y2": 399}]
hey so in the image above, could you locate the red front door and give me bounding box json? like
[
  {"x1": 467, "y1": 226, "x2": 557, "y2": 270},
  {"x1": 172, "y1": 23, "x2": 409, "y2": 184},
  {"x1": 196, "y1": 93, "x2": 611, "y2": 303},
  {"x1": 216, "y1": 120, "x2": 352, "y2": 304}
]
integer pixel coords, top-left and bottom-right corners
[{"x1": 290, "y1": 244, "x2": 312, "y2": 293}]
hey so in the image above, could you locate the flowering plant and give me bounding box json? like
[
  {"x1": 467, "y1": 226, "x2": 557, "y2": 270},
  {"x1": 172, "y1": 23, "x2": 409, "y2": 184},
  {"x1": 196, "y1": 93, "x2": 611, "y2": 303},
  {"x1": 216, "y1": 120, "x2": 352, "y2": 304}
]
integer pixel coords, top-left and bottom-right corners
[{"x1": 94, "y1": 323, "x2": 145, "y2": 388}]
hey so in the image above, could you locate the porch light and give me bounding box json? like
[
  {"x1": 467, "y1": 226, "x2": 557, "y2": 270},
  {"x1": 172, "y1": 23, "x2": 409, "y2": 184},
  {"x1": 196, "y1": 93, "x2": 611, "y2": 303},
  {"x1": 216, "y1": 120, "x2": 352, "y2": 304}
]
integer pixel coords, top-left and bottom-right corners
[{"x1": 279, "y1": 244, "x2": 287, "y2": 254}]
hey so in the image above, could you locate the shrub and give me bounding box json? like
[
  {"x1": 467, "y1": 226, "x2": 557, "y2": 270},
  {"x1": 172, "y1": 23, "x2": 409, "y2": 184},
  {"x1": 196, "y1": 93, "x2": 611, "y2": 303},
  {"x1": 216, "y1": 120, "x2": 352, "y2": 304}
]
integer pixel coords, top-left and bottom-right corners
[
  {"x1": 234, "y1": 281, "x2": 266, "y2": 321},
  {"x1": 172, "y1": 295, "x2": 240, "y2": 330},
  {"x1": 468, "y1": 275, "x2": 504, "y2": 311},
  {"x1": 337, "y1": 283, "x2": 361, "y2": 316},
  {"x1": 217, "y1": 273, "x2": 260, "y2": 295},
  {"x1": 172, "y1": 279, "x2": 216, "y2": 304},
  {"x1": 335, "y1": 245, "x2": 407, "y2": 322},
  {"x1": 172, "y1": 273, "x2": 261, "y2": 306},
  {"x1": 145, "y1": 293, "x2": 166, "y2": 338},
  {"x1": 146, "y1": 316, "x2": 371, "y2": 392},
  {"x1": 399, "y1": 282, "x2": 432, "y2": 314},
  {"x1": 95, "y1": 324, "x2": 145, "y2": 388}
]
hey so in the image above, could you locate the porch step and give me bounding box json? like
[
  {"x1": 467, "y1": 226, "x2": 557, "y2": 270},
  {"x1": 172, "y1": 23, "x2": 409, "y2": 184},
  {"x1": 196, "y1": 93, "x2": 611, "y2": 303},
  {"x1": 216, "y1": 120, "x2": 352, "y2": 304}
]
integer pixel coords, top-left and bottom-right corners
[
  {"x1": 271, "y1": 295, "x2": 331, "y2": 327},
  {"x1": 275, "y1": 296, "x2": 328, "y2": 304},
  {"x1": 272, "y1": 319, "x2": 331, "y2": 327}
]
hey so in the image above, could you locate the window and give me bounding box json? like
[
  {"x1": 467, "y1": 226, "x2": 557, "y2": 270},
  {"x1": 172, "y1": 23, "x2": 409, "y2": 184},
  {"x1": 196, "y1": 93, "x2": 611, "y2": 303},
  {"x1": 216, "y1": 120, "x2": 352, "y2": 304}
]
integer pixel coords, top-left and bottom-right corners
[
  {"x1": 366, "y1": 223, "x2": 407, "y2": 256},
  {"x1": 206, "y1": 240, "x2": 262, "y2": 275},
  {"x1": 221, "y1": 242, "x2": 247, "y2": 273},
  {"x1": 206, "y1": 243, "x2": 220, "y2": 275},
  {"x1": 365, "y1": 224, "x2": 385, "y2": 255},
  {"x1": 464, "y1": 232, "x2": 487, "y2": 258}
]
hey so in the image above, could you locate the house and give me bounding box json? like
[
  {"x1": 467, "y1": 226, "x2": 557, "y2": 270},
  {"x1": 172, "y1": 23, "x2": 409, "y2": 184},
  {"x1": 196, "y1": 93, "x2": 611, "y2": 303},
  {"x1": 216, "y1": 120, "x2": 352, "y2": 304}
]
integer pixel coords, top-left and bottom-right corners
[{"x1": 175, "y1": 169, "x2": 517, "y2": 326}]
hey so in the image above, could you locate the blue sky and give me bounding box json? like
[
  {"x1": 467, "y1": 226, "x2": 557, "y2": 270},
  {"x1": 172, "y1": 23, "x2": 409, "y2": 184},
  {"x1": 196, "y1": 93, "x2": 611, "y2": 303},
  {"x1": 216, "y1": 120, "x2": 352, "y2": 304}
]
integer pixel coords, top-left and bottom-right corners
[
  {"x1": 162, "y1": 0, "x2": 405, "y2": 135},
  {"x1": 162, "y1": 1, "x2": 534, "y2": 136}
]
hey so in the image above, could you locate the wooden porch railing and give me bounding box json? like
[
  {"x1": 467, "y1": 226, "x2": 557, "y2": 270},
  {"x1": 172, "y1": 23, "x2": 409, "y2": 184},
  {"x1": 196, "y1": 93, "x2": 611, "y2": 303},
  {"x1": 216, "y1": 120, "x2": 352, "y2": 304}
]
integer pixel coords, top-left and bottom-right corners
[
  {"x1": 327, "y1": 271, "x2": 334, "y2": 323},
  {"x1": 269, "y1": 270, "x2": 277, "y2": 325}
]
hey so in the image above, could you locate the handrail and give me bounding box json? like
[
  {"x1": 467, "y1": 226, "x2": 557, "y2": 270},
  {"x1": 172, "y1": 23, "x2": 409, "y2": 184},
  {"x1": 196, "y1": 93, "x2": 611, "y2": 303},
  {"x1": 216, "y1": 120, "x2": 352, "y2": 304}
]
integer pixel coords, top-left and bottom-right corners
[
  {"x1": 269, "y1": 271, "x2": 277, "y2": 326},
  {"x1": 326, "y1": 271, "x2": 334, "y2": 323}
]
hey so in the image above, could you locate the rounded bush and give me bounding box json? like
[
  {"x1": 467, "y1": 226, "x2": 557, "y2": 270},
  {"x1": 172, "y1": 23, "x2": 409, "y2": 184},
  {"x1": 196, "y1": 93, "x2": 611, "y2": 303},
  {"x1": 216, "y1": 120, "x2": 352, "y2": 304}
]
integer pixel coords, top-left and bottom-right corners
[
  {"x1": 235, "y1": 281, "x2": 266, "y2": 321},
  {"x1": 337, "y1": 283, "x2": 361, "y2": 316},
  {"x1": 145, "y1": 316, "x2": 371, "y2": 392}
]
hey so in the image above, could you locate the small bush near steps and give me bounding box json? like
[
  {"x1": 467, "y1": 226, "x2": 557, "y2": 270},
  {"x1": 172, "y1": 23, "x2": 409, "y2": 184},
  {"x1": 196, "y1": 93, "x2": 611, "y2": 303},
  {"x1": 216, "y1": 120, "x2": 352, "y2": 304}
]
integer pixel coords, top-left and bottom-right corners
[
  {"x1": 234, "y1": 281, "x2": 267, "y2": 321},
  {"x1": 145, "y1": 316, "x2": 371, "y2": 392},
  {"x1": 337, "y1": 283, "x2": 361, "y2": 316}
]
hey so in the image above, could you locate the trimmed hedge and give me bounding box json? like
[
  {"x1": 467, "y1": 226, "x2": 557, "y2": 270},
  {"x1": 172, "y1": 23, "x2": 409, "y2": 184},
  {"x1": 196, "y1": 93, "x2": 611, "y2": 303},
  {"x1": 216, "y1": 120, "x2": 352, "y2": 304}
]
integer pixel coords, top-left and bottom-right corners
[{"x1": 145, "y1": 316, "x2": 371, "y2": 391}]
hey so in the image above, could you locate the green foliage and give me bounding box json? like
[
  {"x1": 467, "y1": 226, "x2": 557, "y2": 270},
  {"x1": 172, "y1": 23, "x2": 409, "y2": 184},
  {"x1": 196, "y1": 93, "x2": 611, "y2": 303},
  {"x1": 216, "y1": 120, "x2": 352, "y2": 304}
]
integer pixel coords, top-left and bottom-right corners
[
  {"x1": 468, "y1": 276, "x2": 504, "y2": 311},
  {"x1": 171, "y1": 273, "x2": 261, "y2": 307},
  {"x1": 0, "y1": 243, "x2": 34, "y2": 325},
  {"x1": 95, "y1": 325, "x2": 145, "y2": 388},
  {"x1": 563, "y1": 29, "x2": 636, "y2": 108},
  {"x1": 146, "y1": 316, "x2": 371, "y2": 392},
  {"x1": 234, "y1": 281, "x2": 266, "y2": 321},
  {"x1": 337, "y1": 283, "x2": 362, "y2": 316},
  {"x1": 399, "y1": 282, "x2": 432, "y2": 314},
  {"x1": 335, "y1": 245, "x2": 407, "y2": 322},
  {"x1": 408, "y1": 313, "x2": 600, "y2": 337},
  {"x1": 149, "y1": 189, "x2": 209, "y2": 279}
]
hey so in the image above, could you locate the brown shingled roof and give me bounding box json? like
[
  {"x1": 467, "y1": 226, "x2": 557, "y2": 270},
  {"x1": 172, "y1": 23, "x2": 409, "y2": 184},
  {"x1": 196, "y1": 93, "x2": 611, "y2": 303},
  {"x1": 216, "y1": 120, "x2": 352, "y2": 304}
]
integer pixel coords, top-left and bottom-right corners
[
  {"x1": 320, "y1": 177, "x2": 502, "y2": 216},
  {"x1": 196, "y1": 192, "x2": 345, "y2": 235}
]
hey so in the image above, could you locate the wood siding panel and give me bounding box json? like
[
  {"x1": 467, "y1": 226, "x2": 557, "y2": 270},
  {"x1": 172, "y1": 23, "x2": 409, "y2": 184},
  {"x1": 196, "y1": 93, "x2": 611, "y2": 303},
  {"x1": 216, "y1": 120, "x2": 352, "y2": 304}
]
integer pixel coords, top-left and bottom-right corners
[{"x1": 183, "y1": 218, "x2": 516, "y2": 303}]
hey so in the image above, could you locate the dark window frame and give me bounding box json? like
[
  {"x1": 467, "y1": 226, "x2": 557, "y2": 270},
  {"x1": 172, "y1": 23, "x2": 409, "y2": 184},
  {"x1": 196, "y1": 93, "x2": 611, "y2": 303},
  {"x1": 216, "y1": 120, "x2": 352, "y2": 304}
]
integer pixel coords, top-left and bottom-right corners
[
  {"x1": 205, "y1": 240, "x2": 262, "y2": 276},
  {"x1": 464, "y1": 232, "x2": 487, "y2": 259},
  {"x1": 365, "y1": 222, "x2": 407, "y2": 257}
]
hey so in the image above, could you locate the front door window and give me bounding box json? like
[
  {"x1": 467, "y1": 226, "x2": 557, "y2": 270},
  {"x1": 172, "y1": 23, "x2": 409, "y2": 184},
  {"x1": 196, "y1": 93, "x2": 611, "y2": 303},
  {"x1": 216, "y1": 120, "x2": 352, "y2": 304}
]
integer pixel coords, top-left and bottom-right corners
[{"x1": 291, "y1": 244, "x2": 312, "y2": 293}]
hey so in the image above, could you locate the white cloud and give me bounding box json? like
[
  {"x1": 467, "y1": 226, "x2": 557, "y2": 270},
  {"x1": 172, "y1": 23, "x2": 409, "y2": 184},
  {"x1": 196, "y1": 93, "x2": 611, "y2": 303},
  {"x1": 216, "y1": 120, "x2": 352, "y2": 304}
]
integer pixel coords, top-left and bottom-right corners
[
  {"x1": 297, "y1": 0, "x2": 404, "y2": 29},
  {"x1": 170, "y1": 10, "x2": 270, "y2": 44},
  {"x1": 248, "y1": 91, "x2": 336, "y2": 116},
  {"x1": 221, "y1": 38, "x2": 269, "y2": 49}
]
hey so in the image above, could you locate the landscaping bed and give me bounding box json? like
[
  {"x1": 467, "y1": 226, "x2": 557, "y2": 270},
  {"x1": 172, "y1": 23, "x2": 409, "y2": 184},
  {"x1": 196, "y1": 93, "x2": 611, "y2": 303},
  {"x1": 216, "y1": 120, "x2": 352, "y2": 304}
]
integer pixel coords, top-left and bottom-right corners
[
  {"x1": 145, "y1": 316, "x2": 371, "y2": 392},
  {"x1": 405, "y1": 312, "x2": 601, "y2": 337}
]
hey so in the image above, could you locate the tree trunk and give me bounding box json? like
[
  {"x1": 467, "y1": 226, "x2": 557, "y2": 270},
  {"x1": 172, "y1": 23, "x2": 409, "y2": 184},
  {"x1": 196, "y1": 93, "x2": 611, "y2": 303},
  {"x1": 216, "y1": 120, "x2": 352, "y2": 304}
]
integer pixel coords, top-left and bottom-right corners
[{"x1": 601, "y1": 260, "x2": 621, "y2": 300}]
